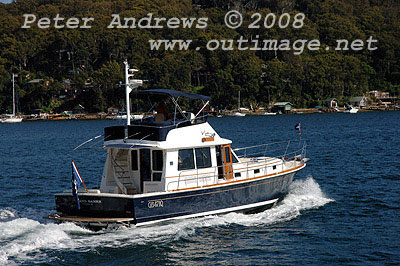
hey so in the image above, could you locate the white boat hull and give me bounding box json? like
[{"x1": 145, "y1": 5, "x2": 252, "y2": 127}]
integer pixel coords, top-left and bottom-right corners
[
  {"x1": 50, "y1": 166, "x2": 302, "y2": 229},
  {"x1": 1, "y1": 117, "x2": 22, "y2": 123},
  {"x1": 344, "y1": 108, "x2": 358, "y2": 114},
  {"x1": 114, "y1": 114, "x2": 144, "y2": 120},
  {"x1": 230, "y1": 112, "x2": 246, "y2": 117}
]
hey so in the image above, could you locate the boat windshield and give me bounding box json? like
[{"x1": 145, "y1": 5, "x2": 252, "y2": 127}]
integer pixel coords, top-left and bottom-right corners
[{"x1": 131, "y1": 89, "x2": 210, "y2": 125}]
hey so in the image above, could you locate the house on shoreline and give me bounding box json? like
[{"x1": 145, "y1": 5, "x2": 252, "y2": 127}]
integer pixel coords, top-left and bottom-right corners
[
  {"x1": 107, "y1": 107, "x2": 119, "y2": 115},
  {"x1": 349, "y1": 96, "x2": 368, "y2": 108},
  {"x1": 324, "y1": 98, "x2": 338, "y2": 109},
  {"x1": 272, "y1": 102, "x2": 293, "y2": 114}
]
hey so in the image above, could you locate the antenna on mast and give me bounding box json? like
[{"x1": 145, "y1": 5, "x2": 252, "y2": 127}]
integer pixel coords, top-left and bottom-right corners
[{"x1": 124, "y1": 60, "x2": 144, "y2": 126}]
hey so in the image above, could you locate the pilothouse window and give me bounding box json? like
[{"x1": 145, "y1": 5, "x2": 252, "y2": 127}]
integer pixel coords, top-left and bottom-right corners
[
  {"x1": 195, "y1": 147, "x2": 212, "y2": 169},
  {"x1": 178, "y1": 149, "x2": 195, "y2": 170}
]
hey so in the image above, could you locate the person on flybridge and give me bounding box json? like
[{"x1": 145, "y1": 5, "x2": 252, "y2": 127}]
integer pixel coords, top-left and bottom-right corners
[{"x1": 155, "y1": 102, "x2": 168, "y2": 122}]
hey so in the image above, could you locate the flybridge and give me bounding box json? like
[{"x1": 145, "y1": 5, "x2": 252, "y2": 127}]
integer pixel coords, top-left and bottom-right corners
[
  {"x1": 104, "y1": 116, "x2": 209, "y2": 142},
  {"x1": 123, "y1": 60, "x2": 210, "y2": 126},
  {"x1": 74, "y1": 61, "x2": 211, "y2": 148},
  {"x1": 104, "y1": 61, "x2": 212, "y2": 142}
]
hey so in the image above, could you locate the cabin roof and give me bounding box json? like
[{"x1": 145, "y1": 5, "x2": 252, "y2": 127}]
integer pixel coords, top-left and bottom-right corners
[
  {"x1": 324, "y1": 98, "x2": 337, "y2": 102},
  {"x1": 349, "y1": 96, "x2": 366, "y2": 102},
  {"x1": 274, "y1": 102, "x2": 293, "y2": 106}
]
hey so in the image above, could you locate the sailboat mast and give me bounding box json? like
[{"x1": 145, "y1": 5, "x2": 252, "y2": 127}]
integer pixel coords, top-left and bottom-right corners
[
  {"x1": 238, "y1": 90, "x2": 240, "y2": 110},
  {"x1": 12, "y1": 74, "x2": 15, "y2": 117}
]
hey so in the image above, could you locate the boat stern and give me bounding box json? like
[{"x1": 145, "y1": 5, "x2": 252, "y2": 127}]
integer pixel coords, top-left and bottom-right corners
[{"x1": 49, "y1": 190, "x2": 136, "y2": 228}]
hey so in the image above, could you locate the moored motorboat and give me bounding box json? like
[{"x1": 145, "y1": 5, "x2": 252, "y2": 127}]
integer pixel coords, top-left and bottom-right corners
[
  {"x1": 114, "y1": 114, "x2": 144, "y2": 120},
  {"x1": 46, "y1": 61, "x2": 308, "y2": 229},
  {"x1": 230, "y1": 112, "x2": 246, "y2": 117},
  {"x1": 344, "y1": 105, "x2": 358, "y2": 113}
]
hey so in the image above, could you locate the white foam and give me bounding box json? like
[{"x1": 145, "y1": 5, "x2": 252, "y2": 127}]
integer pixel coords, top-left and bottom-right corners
[
  {"x1": 0, "y1": 209, "x2": 16, "y2": 220},
  {"x1": 0, "y1": 177, "x2": 332, "y2": 264},
  {"x1": 0, "y1": 219, "x2": 86, "y2": 265},
  {"x1": 210, "y1": 176, "x2": 334, "y2": 227}
]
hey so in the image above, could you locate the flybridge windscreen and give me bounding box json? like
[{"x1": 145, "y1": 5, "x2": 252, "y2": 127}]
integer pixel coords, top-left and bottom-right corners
[{"x1": 131, "y1": 89, "x2": 210, "y2": 120}]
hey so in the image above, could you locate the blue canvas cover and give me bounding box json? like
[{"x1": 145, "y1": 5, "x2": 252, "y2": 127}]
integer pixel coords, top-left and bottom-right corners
[{"x1": 132, "y1": 89, "x2": 210, "y2": 101}]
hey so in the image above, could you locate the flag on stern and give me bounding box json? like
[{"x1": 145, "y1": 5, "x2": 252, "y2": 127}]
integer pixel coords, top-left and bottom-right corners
[
  {"x1": 71, "y1": 160, "x2": 88, "y2": 210},
  {"x1": 295, "y1": 122, "x2": 301, "y2": 138}
]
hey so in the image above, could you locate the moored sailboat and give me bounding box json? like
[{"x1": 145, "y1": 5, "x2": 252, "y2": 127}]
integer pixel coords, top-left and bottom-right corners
[
  {"x1": 230, "y1": 91, "x2": 246, "y2": 117},
  {"x1": 1, "y1": 74, "x2": 22, "y2": 123}
]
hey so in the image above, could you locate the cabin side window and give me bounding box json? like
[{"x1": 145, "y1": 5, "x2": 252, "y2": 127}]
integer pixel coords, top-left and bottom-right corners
[
  {"x1": 195, "y1": 147, "x2": 212, "y2": 169},
  {"x1": 178, "y1": 149, "x2": 195, "y2": 170},
  {"x1": 231, "y1": 151, "x2": 238, "y2": 163}
]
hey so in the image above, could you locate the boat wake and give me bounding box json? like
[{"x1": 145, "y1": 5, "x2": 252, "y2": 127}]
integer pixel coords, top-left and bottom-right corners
[
  {"x1": 0, "y1": 177, "x2": 333, "y2": 265},
  {"x1": 0, "y1": 208, "x2": 15, "y2": 220},
  {"x1": 217, "y1": 176, "x2": 334, "y2": 227}
]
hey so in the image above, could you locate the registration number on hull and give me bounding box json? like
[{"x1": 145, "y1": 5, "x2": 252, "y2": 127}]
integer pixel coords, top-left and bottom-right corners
[{"x1": 148, "y1": 200, "x2": 164, "y2": 208}]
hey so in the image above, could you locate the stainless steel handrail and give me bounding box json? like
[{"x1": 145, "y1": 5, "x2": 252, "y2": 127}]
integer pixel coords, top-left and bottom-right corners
[
  {"x1": 235, "y1": 139, "x2": 305, "y2": 158},
  {"x1": 233, "y1": 139, "x2": 303, "y2": 151}
]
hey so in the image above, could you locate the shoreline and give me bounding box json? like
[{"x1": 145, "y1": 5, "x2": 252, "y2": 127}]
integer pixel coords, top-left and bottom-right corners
[{"x1": 3, "y1": 107, "x2": 398, "y2": 122}]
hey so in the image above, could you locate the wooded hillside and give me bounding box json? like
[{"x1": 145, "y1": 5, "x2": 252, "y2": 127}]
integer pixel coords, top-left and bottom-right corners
[{"x1": 0, "y1": 0, "x2": 399, "y2": 113}]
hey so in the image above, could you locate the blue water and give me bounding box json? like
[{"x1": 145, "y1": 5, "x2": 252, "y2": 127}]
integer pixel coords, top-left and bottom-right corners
[{"x1": 0, "y1": 112, "x2": 399, "y2": 265}]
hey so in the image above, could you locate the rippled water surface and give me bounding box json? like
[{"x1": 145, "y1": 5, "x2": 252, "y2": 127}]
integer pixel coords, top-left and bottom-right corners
[{"x1": 0, "y1": 112, "x2": 399, "y2": 265}]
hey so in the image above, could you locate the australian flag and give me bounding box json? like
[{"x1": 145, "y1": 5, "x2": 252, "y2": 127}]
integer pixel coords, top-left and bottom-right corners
[
  {"x1": 295, "y1": 122, "x2": 301, "y2": 137},
  {"x1": 71, "y1": 160, "x2": 84, "y2": 210}
]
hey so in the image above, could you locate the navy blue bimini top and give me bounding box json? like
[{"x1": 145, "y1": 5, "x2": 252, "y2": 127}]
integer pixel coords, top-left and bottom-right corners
[{"x1": 132, "y1": 89, "x2": 210, "y2": 101}]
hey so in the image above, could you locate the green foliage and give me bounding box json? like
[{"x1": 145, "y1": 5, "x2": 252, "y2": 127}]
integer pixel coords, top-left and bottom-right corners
[{"x1": 0, "y1": 0, "x2": 399, "y2": 113}]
